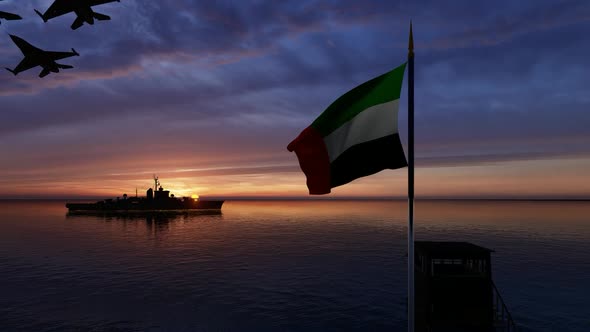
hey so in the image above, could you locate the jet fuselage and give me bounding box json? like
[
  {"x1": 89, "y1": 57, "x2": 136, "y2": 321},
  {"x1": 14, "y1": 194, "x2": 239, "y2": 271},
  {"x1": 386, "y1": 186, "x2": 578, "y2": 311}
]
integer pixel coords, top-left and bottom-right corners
[{"x1": 29, "y1": 50, "x2": 60, "y2": 73}]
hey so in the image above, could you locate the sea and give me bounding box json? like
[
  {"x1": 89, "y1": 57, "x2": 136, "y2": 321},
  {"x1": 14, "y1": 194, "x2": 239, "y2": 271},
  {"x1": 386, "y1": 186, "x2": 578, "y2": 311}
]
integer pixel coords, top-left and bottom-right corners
[{"x1": 0, "y1": 199, "x2": 589, "y2": 332}]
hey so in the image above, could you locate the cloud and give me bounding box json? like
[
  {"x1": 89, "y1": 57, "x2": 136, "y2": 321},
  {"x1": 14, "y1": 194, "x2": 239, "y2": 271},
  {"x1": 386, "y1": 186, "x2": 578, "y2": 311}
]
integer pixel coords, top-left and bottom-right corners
[{"x1": 0, "y1": 0, "x2": 589, "y2": 197}]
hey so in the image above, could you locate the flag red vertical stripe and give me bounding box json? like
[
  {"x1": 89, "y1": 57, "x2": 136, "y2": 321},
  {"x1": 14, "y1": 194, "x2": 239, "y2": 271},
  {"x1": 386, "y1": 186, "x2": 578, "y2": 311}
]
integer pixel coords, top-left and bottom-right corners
[{"x1": 287, "y1": 126, "x2": 332, "y2": 194}]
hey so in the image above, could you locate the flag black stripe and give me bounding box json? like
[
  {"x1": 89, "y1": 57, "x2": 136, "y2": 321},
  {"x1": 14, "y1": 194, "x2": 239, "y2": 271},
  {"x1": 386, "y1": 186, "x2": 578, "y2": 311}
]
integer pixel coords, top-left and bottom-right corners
[{"x1": 330, "y1": 134, "x2": 407, "y2": 189}]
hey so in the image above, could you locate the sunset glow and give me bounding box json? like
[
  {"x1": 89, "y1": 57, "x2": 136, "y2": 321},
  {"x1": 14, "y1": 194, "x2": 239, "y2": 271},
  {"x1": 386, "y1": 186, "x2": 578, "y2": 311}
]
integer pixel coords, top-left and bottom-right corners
[{"x1": 0, "y1": 1, "x2": 587, "y2": 199}]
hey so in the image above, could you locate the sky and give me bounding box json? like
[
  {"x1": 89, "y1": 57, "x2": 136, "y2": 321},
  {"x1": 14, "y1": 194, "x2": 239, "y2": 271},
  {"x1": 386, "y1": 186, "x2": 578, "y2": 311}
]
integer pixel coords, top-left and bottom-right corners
[{"x1": 0, "y1": 0, "x2": 589, "y2": 199}]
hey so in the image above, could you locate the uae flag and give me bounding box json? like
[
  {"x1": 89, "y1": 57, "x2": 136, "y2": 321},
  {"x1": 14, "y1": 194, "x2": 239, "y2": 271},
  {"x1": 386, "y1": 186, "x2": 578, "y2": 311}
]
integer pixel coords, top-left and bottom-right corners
[{"x1": 287, "y1": 63, "x2": 408, "y2": 195}]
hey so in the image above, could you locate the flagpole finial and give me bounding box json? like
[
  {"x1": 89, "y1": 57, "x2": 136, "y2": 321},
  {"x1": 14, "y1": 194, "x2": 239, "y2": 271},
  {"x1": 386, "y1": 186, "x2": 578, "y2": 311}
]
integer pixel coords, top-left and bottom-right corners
[{"x1": 408, "y1": 20, "x2": 414, "y2": 58}]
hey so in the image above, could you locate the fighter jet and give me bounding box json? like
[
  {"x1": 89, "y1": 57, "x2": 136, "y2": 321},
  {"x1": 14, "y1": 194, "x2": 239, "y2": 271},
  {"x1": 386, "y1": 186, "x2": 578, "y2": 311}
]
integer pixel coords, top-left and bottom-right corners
[
  {"x1": 5, "y1": 35, "x2": 79, "y2": 78},
  {"x1": 35, "y1": 0, "x2": 121, "y2": 30},
  {"x1": 0, "y1": 0, "x2": 22, "y2": 25},
  {"x1": 0, "y1": 11, "x2": 22, "y2": 24}
]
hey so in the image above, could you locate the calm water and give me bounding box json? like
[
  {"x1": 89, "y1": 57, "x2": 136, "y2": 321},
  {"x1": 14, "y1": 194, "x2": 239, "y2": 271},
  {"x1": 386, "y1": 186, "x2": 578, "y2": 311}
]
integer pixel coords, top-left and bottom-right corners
[{"x1": 0, "y1": 200, "x2": 589, "y2": 332}]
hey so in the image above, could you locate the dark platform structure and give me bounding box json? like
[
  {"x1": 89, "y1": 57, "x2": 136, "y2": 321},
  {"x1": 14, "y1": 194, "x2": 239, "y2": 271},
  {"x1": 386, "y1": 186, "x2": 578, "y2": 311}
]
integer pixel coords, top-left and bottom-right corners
[{"x1": 415, "y1": 241, "x2": 517, "y2": 332}]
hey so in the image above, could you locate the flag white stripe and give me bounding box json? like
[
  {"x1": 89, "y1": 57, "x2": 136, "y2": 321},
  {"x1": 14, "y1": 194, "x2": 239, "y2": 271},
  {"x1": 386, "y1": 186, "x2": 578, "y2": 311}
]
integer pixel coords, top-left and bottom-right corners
[{"x1": 323, "y1": 100, "x2": 400, "y2": 162}]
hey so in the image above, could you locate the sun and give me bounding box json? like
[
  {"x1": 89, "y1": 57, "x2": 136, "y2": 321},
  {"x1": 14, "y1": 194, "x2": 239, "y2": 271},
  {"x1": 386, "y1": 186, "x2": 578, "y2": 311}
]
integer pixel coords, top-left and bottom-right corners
[{"x1": 191, "y1": 194, "x2": 199, "y2": 200}]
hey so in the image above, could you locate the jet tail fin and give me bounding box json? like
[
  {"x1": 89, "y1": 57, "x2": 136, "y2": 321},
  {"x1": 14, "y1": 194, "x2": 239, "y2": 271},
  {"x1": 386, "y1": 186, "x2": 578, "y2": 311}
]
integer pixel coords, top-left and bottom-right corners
[
  {"x1": 34, "y1": 9, "x2": 47, "y2": 22},
  {"x1": 71, "y1": 48, "x2": 79, "y2": 56},
  {"x1": 5, "y1": 68, "x2": 16, "y2": 76},
  {"x1": 71, "y1": 16, "x2": 84, "y2": 30},
  {"x1": 93, "y1": 12, "x2": 111, "y2": 21},
  {"x1": 39, "y1": 68, "x2": 51, "y2": 78}
]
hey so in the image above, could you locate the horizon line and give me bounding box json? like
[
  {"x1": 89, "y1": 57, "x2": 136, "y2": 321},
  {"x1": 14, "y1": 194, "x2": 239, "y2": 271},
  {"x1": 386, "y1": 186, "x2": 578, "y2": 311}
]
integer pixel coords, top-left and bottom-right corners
[{"x1": 1, "y1": 196, "x2": 589, "y2": 202}]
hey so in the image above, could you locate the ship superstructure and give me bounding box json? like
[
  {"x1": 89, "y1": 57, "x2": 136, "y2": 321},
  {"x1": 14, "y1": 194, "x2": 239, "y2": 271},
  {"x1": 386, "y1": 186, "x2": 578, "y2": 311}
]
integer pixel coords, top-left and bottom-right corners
[{"x1": 66, "y1": 176, "x2": 223, "y2": 211}]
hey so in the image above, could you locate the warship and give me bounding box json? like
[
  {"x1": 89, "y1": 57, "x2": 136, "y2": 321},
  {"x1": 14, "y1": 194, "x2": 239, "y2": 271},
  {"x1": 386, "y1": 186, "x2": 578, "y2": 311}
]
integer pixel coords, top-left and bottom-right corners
[{"x1": 66, "y1": 176, "x2": 224, "y2": 212}]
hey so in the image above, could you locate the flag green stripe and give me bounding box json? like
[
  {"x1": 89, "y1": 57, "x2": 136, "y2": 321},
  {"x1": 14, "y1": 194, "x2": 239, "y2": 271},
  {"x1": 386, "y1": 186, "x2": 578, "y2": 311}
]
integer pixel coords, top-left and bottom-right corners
[{"x1": 311, "y1": 62, "x2": 406, "y2": 137}]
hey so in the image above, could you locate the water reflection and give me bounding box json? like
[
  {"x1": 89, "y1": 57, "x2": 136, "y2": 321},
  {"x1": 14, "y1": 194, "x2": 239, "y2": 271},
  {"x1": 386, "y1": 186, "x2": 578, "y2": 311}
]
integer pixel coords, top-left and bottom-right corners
[
  {"x1": 0, "y1": 200, "x2": 588, "y2": 331},
  {"x1": 66, "y1": 210, "x2": 223, "y2": 235}
]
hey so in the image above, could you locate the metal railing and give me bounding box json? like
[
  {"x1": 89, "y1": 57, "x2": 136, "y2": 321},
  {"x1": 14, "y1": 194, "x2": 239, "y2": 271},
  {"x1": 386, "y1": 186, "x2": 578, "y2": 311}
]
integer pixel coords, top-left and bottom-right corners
[{"x1": 492, "y1": 281, "x2": 518, "y2": 331}]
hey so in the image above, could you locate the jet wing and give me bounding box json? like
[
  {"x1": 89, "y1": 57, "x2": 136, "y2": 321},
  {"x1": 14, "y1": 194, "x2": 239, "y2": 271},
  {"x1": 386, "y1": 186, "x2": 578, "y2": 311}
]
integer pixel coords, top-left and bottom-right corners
[
  {"x1": 12, "y1": 57, "x2": 38, "y2": 74},
  {"x1": 42, "y1": 0, "x2": 76, "y2": 20},
  {"x1": 0, "y1": 11, "x2": 22, "y2": 20},
  {"x1": 9, "y1": 35, "x2": 40, "y2": 56},
  {"x1": 46, "y1": 50, "x2": 78, "y2": 61},
  {"x1": 89, "y1": 0, "x2": 120, "y2": 6}
]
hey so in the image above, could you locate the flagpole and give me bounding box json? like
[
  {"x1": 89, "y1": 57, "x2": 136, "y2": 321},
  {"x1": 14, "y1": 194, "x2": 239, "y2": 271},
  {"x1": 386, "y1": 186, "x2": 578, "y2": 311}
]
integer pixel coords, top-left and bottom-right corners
[{"x1": 407, "y1": 21, "x2": 415, "y2": 332}]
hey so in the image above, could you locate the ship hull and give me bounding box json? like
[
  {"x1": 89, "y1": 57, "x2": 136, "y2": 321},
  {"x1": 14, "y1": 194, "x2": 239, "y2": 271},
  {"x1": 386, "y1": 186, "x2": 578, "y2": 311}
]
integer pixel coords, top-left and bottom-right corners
[{"x1": 66, "y1": 200, "x2": 224, "y2": 211}]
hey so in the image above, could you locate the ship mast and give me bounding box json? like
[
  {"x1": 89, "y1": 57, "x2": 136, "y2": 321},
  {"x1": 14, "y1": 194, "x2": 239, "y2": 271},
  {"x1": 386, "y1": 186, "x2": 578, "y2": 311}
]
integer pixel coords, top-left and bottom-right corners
[{"x1": 153, "y1": 174, "x2": 159, "y2": 191}]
